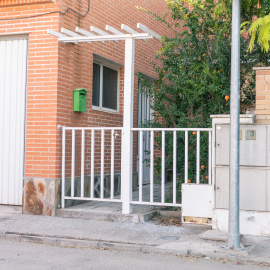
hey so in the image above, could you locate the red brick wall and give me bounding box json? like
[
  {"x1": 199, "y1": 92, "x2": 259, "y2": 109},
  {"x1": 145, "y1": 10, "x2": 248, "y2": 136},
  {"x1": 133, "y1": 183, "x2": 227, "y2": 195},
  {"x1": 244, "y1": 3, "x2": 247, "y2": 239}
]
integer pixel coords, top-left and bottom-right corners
[
  {"x1": 0, "y1": 0, "x2": 54, "y2": 7},
  {"x1": 0, "y1": 0, "x2": 60, "y2": 178},
  {"x1": 56, "y1": 0, "x2": 172, "y2": 177},
  {"x1": 0, "y1": 0, "x2": 172, "y2": 179}
]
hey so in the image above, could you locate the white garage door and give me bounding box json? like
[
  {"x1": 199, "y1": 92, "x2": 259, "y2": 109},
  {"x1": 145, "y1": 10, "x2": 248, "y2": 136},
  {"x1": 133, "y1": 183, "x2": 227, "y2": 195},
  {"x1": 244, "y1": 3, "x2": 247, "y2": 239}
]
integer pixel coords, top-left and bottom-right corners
[{"x1": 0, "y1": 35, "x2": 28, "y2": 205}]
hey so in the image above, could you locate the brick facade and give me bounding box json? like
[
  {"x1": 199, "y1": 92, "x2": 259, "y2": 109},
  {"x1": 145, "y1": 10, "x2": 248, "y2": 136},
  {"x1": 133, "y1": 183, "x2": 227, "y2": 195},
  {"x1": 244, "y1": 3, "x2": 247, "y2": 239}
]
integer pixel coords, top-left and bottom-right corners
[
  {"x1": 0, "y1": 1, "x2": 60, "y2": 180},
  {"x1": 0, "y1": 0, "x2": 172, "y2": 212},
  {"x1": 254, "y1": 67, "x2": 270, "y2": 123}
]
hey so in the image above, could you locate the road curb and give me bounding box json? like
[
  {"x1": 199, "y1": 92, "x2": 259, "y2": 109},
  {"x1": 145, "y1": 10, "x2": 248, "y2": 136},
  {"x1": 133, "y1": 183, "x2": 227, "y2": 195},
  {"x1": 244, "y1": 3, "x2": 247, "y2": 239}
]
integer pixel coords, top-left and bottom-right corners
[{"x1": 1, "y1": 232, "x2": 270, "y2": 266}]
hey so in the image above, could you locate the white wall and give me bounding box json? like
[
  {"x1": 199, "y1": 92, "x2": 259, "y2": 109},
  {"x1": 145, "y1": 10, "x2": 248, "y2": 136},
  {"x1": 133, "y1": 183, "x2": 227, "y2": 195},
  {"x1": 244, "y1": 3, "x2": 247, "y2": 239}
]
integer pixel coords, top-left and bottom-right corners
[{"x1": 213, "y1": 209, "x2": 270, "y2": 236}]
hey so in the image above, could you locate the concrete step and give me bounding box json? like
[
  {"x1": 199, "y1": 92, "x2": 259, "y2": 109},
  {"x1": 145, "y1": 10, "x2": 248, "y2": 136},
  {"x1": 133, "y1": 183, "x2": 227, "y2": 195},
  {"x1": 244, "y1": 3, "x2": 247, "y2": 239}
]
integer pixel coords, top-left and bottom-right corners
[
  {"x1": 0, "y1": 205, "x2": 22, "y2": 215},
  {"x1": 57, "y1": 203, "x2": 158, "y2": 223}
]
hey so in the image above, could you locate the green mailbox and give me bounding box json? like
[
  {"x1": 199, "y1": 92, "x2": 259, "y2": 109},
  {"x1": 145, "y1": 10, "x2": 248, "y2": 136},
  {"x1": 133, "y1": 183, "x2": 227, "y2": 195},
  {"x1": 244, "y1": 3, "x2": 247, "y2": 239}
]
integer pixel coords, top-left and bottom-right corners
[{"x1": 74, "y1": 88, "x2": 87, "y2": 112}]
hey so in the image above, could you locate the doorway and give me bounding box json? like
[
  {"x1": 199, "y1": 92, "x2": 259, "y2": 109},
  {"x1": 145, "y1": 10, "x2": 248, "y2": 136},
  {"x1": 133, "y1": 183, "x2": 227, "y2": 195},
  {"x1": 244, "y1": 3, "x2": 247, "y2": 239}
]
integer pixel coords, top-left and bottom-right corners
[
  {"x1": 137, "y1": 84, "x2": 154, "y2": 184},
  {"x1": 0, "y1": 35, "x2": 28, "y2": 205}
]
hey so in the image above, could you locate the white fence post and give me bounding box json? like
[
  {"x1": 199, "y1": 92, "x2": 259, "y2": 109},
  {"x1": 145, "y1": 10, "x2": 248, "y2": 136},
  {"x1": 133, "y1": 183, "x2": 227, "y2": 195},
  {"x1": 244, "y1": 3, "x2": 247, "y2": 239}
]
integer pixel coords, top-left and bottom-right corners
[
  {"x1": 185, "y1": 130, "x2": 188, "y2": 184},
  {"x1": 91, "y1": 130, "x2": 95, "y2": 199},
  {"x1": 81, "y1": 129, "x2": 85, "y2": 198},
  {"x1": 71, "y1": 129, "x2": 75, "y2": 198},
  {"x1": 196, "y1": 131, "x2": 201, "y2": 184},
  {"x1": 61, "y1": 127, "x2": 66, "y2": 208},
  {"x1": 161, "y1": 130, "x2": 165, "y2": 203},
  {"x1": 111, "y1": 130, "x2": 115, "y2": 199},
  {"x1": 121, "y1": 37, "x2": 135, "y2": 214},
  {"x1": 208, "y1": 131, "x2": 212, "y2": 185}
]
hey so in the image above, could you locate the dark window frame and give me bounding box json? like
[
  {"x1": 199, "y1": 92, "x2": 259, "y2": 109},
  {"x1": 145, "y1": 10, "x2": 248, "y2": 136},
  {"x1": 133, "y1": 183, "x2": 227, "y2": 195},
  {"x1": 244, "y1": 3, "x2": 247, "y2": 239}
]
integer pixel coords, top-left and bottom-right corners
[{"x1": 92, "y1": 62, "x2": 119, "y2": 113}]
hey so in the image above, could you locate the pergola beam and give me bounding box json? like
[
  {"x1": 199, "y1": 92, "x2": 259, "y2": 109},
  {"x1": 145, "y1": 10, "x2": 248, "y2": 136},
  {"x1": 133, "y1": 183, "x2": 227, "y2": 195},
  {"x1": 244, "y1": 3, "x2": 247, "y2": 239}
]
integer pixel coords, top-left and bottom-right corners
[
  {"x1": 106, "y1": 25, "x2": 125, "y2": 35},
  {"x1": 61, "y1": 27, "x2": 82, "y2": 37},
  {"x1": 90, "y1": 26, "x2": 110, "y2": 36},
  {"x1": 58, "y1": 33, "x2": 151, "y2": 43},
  {"x1": 137, "y1": 23, "x2": 161, "y2": 40},
  {"x1": 121, "y1": 24, "x2": 139, "y2": 34},
  {"x1": 76, "y1": 27, "x2": 103, "y2": 43},
  {"x1": 75, "y1": 27, "x2": 95, "y2": 36},
  {"x1": 47, "y1": 29, "x2": 68, "y2": 38},
  {"x1": 47, "y1": 29, "x2": 77, "y2": 44},
  {"x1": 48, "y1": 23, "x2": 160, "y2": 44},
  {"x1": 90, "y1": 26, "x2": 118, "y2": 43},
  {"x1": 61, "y1": 27, "x2": 91, "y2": 44}
]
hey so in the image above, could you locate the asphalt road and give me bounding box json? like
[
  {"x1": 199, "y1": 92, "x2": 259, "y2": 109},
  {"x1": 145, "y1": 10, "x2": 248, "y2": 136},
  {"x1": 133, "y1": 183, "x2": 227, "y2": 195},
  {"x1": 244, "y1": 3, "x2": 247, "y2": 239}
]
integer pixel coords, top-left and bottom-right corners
[{"x1": 0, "y1": 239, "x2": 269, "y2": 270}]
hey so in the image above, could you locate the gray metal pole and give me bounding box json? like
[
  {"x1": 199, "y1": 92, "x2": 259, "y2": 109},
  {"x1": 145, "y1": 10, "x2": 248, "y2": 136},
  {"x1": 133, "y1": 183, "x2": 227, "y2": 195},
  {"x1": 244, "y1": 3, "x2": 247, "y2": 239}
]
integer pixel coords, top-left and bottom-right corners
[{"x1": 228, "y1": 0, "x2": 241, "y2": 250}]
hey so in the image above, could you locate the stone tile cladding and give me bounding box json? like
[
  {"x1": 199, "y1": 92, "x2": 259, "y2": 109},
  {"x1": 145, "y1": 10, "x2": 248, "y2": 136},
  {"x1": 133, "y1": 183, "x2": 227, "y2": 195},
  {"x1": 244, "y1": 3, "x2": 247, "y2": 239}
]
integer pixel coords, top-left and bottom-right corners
[{"x1": 23, "y1": 177, "x2": 60, "y2": 216}]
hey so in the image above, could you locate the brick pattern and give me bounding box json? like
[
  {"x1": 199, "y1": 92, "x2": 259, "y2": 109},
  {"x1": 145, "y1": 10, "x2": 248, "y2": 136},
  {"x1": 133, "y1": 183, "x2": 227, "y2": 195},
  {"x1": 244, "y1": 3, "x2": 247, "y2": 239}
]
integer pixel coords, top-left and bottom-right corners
[
  {"x1": 254, "y1": 67, "x2": 270, "y2": 123},
  {"x1": 0, "y1": 0, "x2": 173, "y2": 180},
  {"x1": 56, "y1": 0, "x2": 173, "y2": 177},
  {"x1": 0, "y1": 1, "x2": 61, "y2": 178},
  {"x1": 0, "y1": 0, "x2": 54, "y2": 7}
]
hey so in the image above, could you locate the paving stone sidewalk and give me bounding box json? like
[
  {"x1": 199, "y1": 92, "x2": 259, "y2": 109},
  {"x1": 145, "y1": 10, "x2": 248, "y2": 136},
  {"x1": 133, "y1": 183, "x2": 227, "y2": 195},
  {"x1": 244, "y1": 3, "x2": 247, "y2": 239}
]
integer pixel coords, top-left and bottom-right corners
[{"x1": 0, "y1": 206, "x2": 269, "y2": 265}]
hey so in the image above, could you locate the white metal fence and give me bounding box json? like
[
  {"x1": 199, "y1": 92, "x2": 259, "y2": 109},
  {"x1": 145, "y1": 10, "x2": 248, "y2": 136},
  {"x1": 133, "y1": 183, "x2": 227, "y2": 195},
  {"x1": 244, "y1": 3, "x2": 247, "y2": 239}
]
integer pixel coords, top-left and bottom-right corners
[
  {"x1": 61, "y1": 127, "x2": 123, "y2": 207},
  {"x1": 131, "y1": 128, "x2": 212, "y2": 207},
  {"x1": 61, "y1": 126, "x2": 212, "y2": 211}
]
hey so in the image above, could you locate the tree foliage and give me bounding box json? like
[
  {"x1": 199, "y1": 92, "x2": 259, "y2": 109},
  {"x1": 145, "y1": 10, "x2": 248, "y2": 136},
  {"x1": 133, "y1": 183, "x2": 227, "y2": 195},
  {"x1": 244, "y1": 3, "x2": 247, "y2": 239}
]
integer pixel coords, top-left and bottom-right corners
[
  {"x1": 214, "y1": 0, "x2": 270, "y2": 52},
  {"x1": 139, "y1": 0, "x2": 268, "y2": 128},
  {"x1": 248, "y1": 14, "x2": 270, "y2": 52},
  {"x1": 137, "y1": 0, "x2": 269, "y2": 190},
  {"x1": 215, "y1": 0, "x2": 269, "y2": 20}
]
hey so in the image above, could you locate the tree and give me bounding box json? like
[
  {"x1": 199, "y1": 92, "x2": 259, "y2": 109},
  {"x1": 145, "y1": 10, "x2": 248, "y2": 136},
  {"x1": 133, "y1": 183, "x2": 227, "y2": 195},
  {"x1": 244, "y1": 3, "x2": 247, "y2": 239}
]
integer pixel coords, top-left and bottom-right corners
[
  {"x1": 248, "y1": 14, "x2": 270, "y2": 52},
  {"x1": 139, "y1": 0, "x2": 268, "y2": 127},
  {"x1": 215, "y1": 0, "x2": 270, "y2": 52},
  {"x1": 137, "y1": 0, "x2": 269, "y2": 191}
]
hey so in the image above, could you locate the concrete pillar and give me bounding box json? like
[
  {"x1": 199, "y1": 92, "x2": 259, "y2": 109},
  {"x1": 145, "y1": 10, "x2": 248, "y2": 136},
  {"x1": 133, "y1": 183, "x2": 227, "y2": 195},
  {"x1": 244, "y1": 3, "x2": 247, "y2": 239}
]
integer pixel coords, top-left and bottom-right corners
[{"x1": 254, "y1": 67, "x2": 270, "y2": 123}]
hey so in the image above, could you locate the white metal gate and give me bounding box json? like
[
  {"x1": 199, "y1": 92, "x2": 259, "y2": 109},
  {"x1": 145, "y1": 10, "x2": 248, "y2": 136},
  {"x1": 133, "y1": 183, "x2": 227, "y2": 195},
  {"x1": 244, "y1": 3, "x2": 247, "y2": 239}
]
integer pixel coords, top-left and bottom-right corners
[
  {"x1": 61, "y1": 126, "x2": 213, "y2": 212},
  {"x1": 0, "y1": 35, "x2": 28, "y2": 205}
]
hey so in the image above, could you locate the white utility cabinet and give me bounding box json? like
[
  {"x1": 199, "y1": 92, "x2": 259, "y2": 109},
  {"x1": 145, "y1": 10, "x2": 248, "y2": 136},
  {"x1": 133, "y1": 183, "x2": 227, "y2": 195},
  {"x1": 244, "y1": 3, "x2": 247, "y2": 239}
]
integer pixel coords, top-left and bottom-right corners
[
  {"x1": 215, "y1": 124, "x2": 270, "y2": 211},
  {"x1": 182, "y1": 184, "x2": 213, "y2": 218}
]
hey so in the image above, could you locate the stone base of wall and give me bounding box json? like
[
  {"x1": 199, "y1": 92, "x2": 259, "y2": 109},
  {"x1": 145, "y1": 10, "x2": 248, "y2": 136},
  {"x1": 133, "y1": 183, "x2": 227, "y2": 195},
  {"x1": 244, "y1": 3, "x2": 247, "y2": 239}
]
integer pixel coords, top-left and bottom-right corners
[
  {"x1": 23, "y1": 173, "x2": 138, "y2": 215},
  {"x1": 23, "y1": 178, "x2": 61, "y2": 216}
]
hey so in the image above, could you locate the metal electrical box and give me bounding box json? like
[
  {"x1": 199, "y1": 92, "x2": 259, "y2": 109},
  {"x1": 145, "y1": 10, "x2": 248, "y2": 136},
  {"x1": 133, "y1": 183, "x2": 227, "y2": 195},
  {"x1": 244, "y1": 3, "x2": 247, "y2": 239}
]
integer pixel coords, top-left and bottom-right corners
[
  {"x1": 216, "y1": 125, "x2": 268, "y2": 167},
  {"x1": 74, "y1": 88, "x2": 87, "y2": 112},
  {"x1": 215, "y1": 124, "x2": 270, "y2": 211},
  {"x1": 182, "y1": 184, "x2": 213, "y2": 218}
]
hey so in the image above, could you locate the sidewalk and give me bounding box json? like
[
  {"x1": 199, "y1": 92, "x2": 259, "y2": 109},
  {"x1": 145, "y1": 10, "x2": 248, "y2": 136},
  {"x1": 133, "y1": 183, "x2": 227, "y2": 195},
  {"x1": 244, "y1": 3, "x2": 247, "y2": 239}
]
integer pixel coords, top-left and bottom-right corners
[{"x1": 0, "y1": 206, "x2": 270, "y2": 265}]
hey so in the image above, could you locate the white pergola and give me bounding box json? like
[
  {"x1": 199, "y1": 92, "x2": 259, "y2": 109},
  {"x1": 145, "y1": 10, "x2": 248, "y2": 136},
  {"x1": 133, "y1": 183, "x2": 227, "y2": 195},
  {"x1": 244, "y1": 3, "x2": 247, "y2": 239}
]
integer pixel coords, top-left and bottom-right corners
[{"x1": 48, "y1": 23, "x2": 161, "y2": 214}]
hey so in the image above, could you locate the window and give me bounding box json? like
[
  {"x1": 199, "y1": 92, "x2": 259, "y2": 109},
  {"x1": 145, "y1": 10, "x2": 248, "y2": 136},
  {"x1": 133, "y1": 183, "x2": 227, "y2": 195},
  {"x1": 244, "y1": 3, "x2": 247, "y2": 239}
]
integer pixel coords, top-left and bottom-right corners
[{"x1": 92, "y1": 63, "x2": 118, "y2": 112}]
